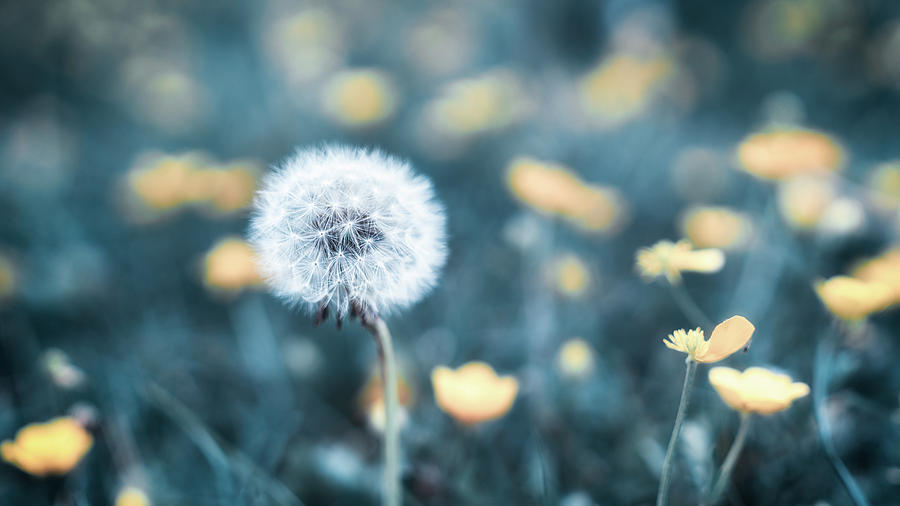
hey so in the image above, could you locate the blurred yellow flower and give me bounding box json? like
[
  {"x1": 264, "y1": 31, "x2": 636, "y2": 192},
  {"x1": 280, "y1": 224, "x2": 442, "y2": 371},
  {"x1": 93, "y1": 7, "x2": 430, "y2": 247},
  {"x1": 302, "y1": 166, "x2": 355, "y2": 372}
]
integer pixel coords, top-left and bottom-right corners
[
  {"x1": 680, "y1": 206, "x2": 752, "y2": 250},
  {"x1": 776, "y1": 175, "x2": 835, "y2": 230},
  {"x1": 323, "y1": 69, "x2": 397, "y2": 127},
  {"x1": 128, "y1": 153, "x2": 204, "y2": 211},
  {"x1": 579, "y1": 54, "x2": 672, "y2": 128},
  {"x1": 115, "y1": 486, "x2": 151, "y2": 506},
  {"x1": 556, "y1": 338, "x2": 595, "y2": 379},
  {"x1": 853, "y1": 248, "x2": 900, "y2": 302},
  {"x1": 636, "y1": 240, "x2": 724, "y2": 283},
  {"x1": 663, "y1": 316, "x2": 755, "y2": 363},
  {"x1": 124, "y1": 153, "x2": 259, "y2": 220},
  {"x1": 506, "y1": 157, "x2": 627, "y2": 233},
  {"x1": 206, "y1": 165, "x2": 259, "y2": 214},
  {"x1": 549, "y1": 254, "x2": 591, "y2": 297},
  {"x1": 709, "y1": 366, "x2": 810, "y2": 415},
  {"x1": 431, "y1": 362, "x2": 518, "y2": 425},
  {"x1": 203, "y1": 237, "x2": 264, "y2": 293},
  {"x1": 265, "y1": 8, "x2": 344, "y2": 85},
  {"x1": 867, "y1": 161, "x2": 900, "y2": 211},
  {"x1": 737, "y1": 128, "x2": 844, "y2": 180},
  {"x1": 358, "y1": 370, "x2": 413, "y2": 433},
  {"x1": 815, "y1": 276, "x2": 896, "y2": 321},
  {"x1": 1, "y1": 417, "x2": 92, "y2": 476},
  {"x1": 425, "y1": 69, "x2": 529, "y2": 136},
  {"x1": 0, "y1": 254, "x2": 16, "y2": 301}
]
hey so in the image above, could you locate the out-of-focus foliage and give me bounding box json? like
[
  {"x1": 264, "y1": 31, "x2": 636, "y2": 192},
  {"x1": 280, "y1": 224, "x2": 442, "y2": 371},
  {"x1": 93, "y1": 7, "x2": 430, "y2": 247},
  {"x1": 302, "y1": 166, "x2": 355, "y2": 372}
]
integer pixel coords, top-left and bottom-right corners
[{"x1": 2, "y1": 0, "x2": 900, "y2": 505}]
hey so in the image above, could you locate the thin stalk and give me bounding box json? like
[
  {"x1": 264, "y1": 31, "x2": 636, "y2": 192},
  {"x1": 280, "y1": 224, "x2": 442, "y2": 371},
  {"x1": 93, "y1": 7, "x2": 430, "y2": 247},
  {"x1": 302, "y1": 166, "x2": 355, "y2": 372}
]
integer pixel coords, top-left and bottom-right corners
[
  {"x1": 657, "y1": 358, "x2": 698, "y2": 506},
  {"x1": 708, "y1": 413, "x2": 751, "y2": 504},
  {"x1": 667, "y1": 281, "x2": 714, "y2": 330},
  {"x1": 365, "y1": 317, "x2": 401, "y2": 506},
  {"x1": 814, "y1": 323, "x2": 870, "y2": 506}
]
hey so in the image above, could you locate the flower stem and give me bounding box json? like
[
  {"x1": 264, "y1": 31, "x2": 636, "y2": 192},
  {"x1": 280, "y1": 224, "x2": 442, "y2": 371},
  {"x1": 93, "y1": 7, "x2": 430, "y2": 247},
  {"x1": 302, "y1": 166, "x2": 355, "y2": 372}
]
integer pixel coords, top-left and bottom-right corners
[
  {"x1": 366, "y1": 317, "x2": 401, "y2": 506},
  {"x1": 657, "y1": 358, "x2": 698, "y2": 506},
  {"x1": 667, "y1": 281, "x2": 713, "y2": 330},
  {"x1": 814, "y1": 322, "x2": 870, "y2": 506},
  {"x1": 707, "y1": 412, "x2": 751, "y2": 504}
]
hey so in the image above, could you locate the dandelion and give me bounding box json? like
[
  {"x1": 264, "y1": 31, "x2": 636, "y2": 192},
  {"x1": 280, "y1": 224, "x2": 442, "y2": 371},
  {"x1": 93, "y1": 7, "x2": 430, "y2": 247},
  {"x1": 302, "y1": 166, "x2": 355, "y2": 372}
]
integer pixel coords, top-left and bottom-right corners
[
  {"x1": 1, "y1": 417, "x2": 92, "y2": 476},
  {"x1": 636, "y1": 239, "x2": 724, "y2": 284},
  {"x1": 657, "y1": 316, "x2": 755, "y2": 506},
  {"x1": 431, "y1": 362, "x2": 519, "y2": 425},
  {"x1": 706, "y1": 367, "x2": 809, "y2": 503},
  {"x1": 250, "y1": 145, "x2": 446, "y2": 321},
  {"x1": 249, "y1": 145, "x2": 446, "y2": 506}
]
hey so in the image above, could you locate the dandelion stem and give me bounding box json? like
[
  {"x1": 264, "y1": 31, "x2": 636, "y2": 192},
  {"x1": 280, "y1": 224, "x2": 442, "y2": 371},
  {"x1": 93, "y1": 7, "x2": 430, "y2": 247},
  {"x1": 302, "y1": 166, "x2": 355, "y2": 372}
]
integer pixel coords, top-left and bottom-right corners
[
  {"x1": 707, "y1": 412, "x2": 751, "y2": 504},
  {"x1": 814, "y1": 322, "x2": 871, "y2": 506},
  {"x1": 667, "y1": 281, "x2": 713, "y2": 330},
  {"x1": 365, "y1": 317, "x2": 401, "y2": 506},
  {"x1": 657, "y1": 357, "x2": 698, "y2": 506}
]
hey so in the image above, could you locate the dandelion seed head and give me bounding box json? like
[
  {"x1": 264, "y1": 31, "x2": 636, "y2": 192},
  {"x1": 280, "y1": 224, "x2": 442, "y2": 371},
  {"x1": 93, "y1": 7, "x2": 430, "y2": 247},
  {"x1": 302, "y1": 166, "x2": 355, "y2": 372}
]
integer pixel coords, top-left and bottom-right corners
[{"x1": 249, "y1": 145, "x2": 447, "y2": 319}]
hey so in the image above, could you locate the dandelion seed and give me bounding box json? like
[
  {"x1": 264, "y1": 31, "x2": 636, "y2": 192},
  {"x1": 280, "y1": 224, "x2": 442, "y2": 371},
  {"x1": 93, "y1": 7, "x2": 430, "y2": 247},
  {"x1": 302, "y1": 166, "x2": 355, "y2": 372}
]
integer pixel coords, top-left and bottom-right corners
[{"x1": 249, "y1": 145, "x2": 447, "y2": 320}]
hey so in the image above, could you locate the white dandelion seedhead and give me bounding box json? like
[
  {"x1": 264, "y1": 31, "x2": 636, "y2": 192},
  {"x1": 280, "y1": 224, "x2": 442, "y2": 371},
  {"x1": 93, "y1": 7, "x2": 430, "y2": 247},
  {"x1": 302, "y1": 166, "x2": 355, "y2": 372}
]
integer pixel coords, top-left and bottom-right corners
[{"x1": 249, "y1": 145, "x2": 447, "y2": 322}]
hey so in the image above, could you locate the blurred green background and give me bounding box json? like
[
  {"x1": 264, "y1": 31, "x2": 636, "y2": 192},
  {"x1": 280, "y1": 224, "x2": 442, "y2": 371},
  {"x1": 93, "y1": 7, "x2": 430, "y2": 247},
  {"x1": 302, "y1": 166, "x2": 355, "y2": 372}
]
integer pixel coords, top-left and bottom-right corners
[{"x1": 2, "y1": 0, "x2": 900, "y2": 504}]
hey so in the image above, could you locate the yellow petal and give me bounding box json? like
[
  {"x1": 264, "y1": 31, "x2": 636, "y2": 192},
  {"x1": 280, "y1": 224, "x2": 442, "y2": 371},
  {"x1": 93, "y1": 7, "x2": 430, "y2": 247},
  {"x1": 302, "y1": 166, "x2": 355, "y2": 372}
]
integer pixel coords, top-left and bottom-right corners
[
  {"x1": 708, "y1": 367, "x2": 746, "y2": 412},
  {"x1": 696, "y1": 315, "x2": 755, "y2": 363}
]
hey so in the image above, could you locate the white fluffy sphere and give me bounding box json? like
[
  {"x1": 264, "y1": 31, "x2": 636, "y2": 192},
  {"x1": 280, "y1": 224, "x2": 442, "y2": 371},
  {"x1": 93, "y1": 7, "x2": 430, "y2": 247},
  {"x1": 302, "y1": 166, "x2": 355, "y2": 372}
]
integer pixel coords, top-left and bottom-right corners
[{"x1": 249, "y1": 145, "x2": 447, "y2": 320}]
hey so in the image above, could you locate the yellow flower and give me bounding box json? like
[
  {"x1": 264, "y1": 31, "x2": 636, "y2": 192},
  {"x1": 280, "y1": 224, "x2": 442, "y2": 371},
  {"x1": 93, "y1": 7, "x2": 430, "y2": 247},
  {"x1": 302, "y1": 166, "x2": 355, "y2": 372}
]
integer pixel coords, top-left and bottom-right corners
[
  {"x1": 115, "y1": 486, "x2": 151, "y2": 506},
  {"x1": 425, "y1": 69, "x2": 528, "y2": 136},
  {"x1": 549, "y1": 254, "x2": 591, "y2": 297},
  {"x1": 663, "y1": 315, "x2": 756, "y2": 363},
  {"x1": 431, "y1": 362, "x2": 518, "y2": 425},
  {"x1": 323, "y1": 69, "x2": 397, "y2": 127},
  {"x1": 709, "y1": 367, "x2": 810, "y2": 415},
  {"x1": 737, "y1": 128, "x2": 844, "y2": 180},
  {"x1": 203, "y1": 237, "x2": 264, "y2": 294},
  {"x1": 867, "y1": 161, "x2": 900, "y2": 211},
  {"x1": 776, "y1": 175, "x2": 836, "y2": 230},
  {"x1": 680, "y1": 206, "x2": 752, "y2": 250},
  {"x1": 0, "y1": 254, "x2": 17, "y2": 302},
  {"x1": 506, "y1": 157, "x2": 627, "y2": 233},
  {"x1": 635, "y1": 240, "x2": 724, "y2": 283},
  {"x1": 852, "y1": 248, "x2": 900, "y2": 303},
  {"x1": 556, "y1": 338, "x2": 595, "y2": 379},
  {"x1": 357, "y1": 369, "x2": 413, "y2": 433},
  {"x1": 1, "y1": 417, "x2": 93, "y2": 476},
  {"x1": 578, "y1": 54, "x2": 672, "y2": 128},
  {"x1": 815, "y1": 276, "x2": 896, "y2": 321}
]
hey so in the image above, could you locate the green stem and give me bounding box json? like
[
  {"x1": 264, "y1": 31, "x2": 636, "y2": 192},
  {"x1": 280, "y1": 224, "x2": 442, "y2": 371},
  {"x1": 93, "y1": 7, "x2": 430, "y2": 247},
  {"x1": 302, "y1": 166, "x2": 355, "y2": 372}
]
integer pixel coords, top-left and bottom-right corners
[
  {"x1": 814, "y1": 322, "x2": 870, "y2": 506},
  {"x1": 657, "y1": 358, "x2": 698, "y2": 506},
  {"x1": 708, "y1": 412, "x2": 751, "y2": 504},
  {"x1": 367, "y1": 318, "x2": 401, "y2": 506},
  {"x1": 667, "y1": 281, "x2": 713, "y2": 330}
]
